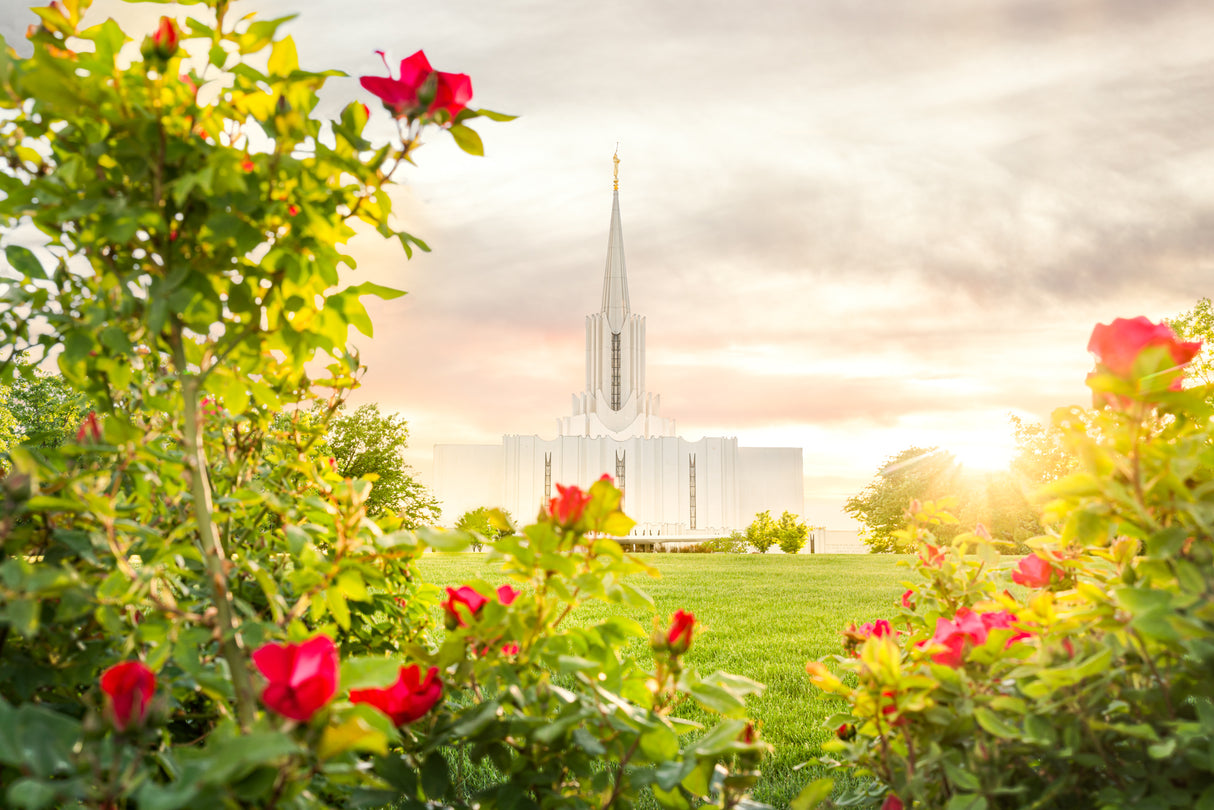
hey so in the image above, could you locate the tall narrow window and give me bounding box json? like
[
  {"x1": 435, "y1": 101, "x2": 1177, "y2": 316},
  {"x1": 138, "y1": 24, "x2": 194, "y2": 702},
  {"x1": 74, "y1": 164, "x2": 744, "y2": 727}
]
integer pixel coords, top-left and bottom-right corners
[
  {"x1": 688, "y1": 454, "x2": 697, "y2": 530},
  {"x1": 610, "y1": 332, "x2": 622, "y2": 410},
  {"x1": 544, "y1": 453, "x2": 552, "y2": 502},
  {"x1": 615, "y1": 450, "x2": 626, "y2": 491}
]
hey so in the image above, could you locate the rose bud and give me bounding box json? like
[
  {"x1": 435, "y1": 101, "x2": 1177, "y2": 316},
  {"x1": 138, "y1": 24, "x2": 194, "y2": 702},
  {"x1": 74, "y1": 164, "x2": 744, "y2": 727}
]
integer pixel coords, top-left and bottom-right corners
[{"x1": 100, "y1": 661, "x2": 156, "y2": 731}]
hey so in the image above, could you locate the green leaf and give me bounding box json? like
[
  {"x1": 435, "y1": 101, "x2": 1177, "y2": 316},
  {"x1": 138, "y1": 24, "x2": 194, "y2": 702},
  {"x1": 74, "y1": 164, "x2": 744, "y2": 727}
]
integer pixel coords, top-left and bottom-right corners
[
  {"x1": 420, "y1": 752, "x2": 451, "y2": 799},
  {"x1": 344, "y1": 281, "x2": 407, "y2": 301},
  {"x1": 9, "y1": 705, "x2": 79, "y2": 778},
  {"x1": 201, "y1": 733, "x2": 299, "y2": 784},
  {"x1": 341, "y1": 657, "x2": 402, "y2": 690},
  {"x1": 972, "y1": 707, "x2": 1019, "y2": 740},
  {"x1": 449, "y1": 124, "x2": 484, "y2": 157},
  {"x1": 5, "y1": 246, "x2": 45, "y2": 279},
  {"x1": 326, "y1": 587, "x2": 351, "y2": 630},
  {"x1": 6, "y1": 778, "x2": 60, "y2": 810},
  {"x1": 789, "y1": 778, "x2": 833, "y2": 810},
  {"x1": 946, "y1": 795, "x2": 988, "y2": 810}
]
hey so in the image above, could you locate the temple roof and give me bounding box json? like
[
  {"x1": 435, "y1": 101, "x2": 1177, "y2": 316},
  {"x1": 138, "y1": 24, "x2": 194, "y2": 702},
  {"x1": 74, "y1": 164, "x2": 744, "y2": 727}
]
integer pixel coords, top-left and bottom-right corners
[{"x1": 600, "y1": 177, "x2": 630, "y2": 332}]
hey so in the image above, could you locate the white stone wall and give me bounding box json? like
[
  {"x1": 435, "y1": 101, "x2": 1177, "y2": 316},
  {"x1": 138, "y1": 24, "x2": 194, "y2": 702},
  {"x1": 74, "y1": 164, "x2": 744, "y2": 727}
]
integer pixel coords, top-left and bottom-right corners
[{"x1": 737, "y1": 447, "x2": 805, "y2": 523}]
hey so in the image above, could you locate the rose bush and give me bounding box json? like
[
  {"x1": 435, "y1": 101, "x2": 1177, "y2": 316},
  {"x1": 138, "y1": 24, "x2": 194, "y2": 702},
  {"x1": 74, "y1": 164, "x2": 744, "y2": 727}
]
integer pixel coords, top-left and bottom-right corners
[
  {"x1": 801, "y1": 316, "x2": 1214, "y2": 809},
  {"x1": 0, "y1": 2, "x2": 770, "y2": 808}
]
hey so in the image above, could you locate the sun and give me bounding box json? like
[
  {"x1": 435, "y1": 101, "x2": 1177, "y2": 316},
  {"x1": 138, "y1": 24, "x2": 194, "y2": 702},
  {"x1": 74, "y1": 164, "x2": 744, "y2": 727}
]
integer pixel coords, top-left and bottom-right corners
[{"x1": 949, "y1": 436, "x2": 1018, "y2": 474}]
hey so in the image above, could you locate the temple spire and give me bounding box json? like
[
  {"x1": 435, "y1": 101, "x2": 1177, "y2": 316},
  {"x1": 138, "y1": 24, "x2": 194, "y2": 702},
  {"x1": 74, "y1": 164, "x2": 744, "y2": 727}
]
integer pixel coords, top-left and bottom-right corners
[{"x1": 601, "y1": 148, "x2": 630, "y2": 333}]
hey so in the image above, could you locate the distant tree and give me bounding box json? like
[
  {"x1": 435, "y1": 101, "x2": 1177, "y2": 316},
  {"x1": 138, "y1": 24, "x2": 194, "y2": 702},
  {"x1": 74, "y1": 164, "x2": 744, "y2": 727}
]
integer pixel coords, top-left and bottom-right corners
[
  {"x1": 0, "y1": 365, "x2": 91, "y2": 450},
  {"x1": 745, "y1": 510, "x2": 778, "y2": 553},
  {"x1": 325, "y1": 403, "x2": 441, "y2": 527},
  {"x1": 1166, "y1": 297, "x2": 1214, "y2": 387},
  {"x1": 1009, "y1": 415, "x2": 1076, "y2": 486},
  {"x1": 454, "y1": 507, "x2": 515, "y2": 552},
  {"x1": 845, "y1": 446, "x2": 963, "y2": 553},
  {"x1": 775, "y1": 510, "x2": 808, "y2": 555}
]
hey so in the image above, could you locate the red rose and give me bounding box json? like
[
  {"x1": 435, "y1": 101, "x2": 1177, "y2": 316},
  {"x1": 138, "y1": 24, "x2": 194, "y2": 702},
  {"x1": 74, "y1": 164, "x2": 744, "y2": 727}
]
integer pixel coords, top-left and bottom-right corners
[
  {"x1": 1088, "y1": 317, "x2": 1201, "y2": 388},
  {"x1": 836, "y1": 722, "x2": 856, "y2": 741},
  {"x1": 496, "y1": 584, "x2": 519, "y2": 605},
  {"x1": 919, "y1": 543, "x2": 945, "y2": 567},
  {"x1": 443, "y1": 585, "x2": 488, "y2": 628},
  {"x1": 880, "y1": 689, "x2": 907, "y2": 727},
  {"x1": 881, "y1": 795, "x2": 904, "y2": 810},
  {"x1": 100, "y1": 661, "x2": 156, "y2": 731},
  {"x1": 360, "y1": 50, "x2": 472, "y2": 121},
  {"x1": 143, "y1": 16, "x2": 180, "y2": 61},
  {"x1": 76, "y1": 411, "x2": 101, "y2": 443},
  {"x1": 667, "y1": 609, "x2": 695, "y2": 654},
  {"x1": 1012, "y1": 554, "x2": 1056, "y2": 588},
  {"x1": 547, "y1": 483, "x2": 592, "y2": 527},
  {"x1": 901, "y1": 589, "x2": 914, "y2": 609},
  {"x1": 252, "y1": 635, "x2": 339, "y2": 722},
  {"x1": 349, "y1": 664, "x2": 442, "y2": 727},
  {"x1": 501, "y1": 642, "x2": 520, "y2": 656}
]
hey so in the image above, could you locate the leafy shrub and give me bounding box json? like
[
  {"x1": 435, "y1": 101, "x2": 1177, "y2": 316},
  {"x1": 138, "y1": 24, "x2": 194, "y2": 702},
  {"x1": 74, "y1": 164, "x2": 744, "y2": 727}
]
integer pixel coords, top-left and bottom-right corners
[
  {"x1": 804, "y1": 317, "x2": 1214, "y2": 809},
  {"x1": 0, "y1": 4, "x2": 770, "y2": 808}
]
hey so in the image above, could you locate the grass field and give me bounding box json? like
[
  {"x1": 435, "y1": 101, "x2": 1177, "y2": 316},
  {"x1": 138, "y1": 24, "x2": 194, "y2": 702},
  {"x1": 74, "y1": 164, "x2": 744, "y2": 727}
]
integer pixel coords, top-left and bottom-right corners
[{"x1": 416, "y1": 552, "x2": 914, "y2": 808}]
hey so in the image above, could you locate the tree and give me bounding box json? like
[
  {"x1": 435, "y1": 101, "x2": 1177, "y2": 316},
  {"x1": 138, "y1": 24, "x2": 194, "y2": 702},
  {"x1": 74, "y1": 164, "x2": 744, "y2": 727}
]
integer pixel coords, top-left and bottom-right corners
[
  {"x1": 1167, "y1": 297, "x2": 1214, "y2": 386},
  {"x1": 845, "y1": 446, "x2": 963, "y2": 552},
  {"x1": 454, "y1": 506, "x2": 515, "y2": 551},
  {"x1": 0, "y1": 364, "x2": 92, "y2": 453},
  {"x1": 325, "y1": 403, "x2": 441, "y2": 527},
  {"x1": 775, "y1": 510, "x2": 808, "y2": 555},
  {"x1": 745, "y1": 510, "x2": 777, "y2": 553},
  {"x1": 1009, "y1": 415, "x2": 1076, "y2": 486}
]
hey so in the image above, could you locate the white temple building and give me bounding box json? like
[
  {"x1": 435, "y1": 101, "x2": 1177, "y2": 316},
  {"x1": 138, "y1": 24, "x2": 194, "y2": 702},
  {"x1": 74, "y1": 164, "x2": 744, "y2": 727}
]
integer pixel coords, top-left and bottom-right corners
[{"x1": 433, "y1": 155, "x2": 804, "y2": 535}]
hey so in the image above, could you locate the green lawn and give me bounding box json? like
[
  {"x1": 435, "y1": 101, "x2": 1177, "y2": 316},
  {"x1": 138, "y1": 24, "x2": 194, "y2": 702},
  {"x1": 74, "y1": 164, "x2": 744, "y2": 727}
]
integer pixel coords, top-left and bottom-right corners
[{"x1": 417, "y1": 552, "x2": 914, "y2": 808}]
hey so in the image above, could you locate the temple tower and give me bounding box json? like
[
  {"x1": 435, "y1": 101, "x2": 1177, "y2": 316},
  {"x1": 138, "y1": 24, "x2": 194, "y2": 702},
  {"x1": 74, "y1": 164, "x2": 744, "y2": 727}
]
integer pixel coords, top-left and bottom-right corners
[{"x1": 559, "y1": 151, "x2": 677, "y2": 440}]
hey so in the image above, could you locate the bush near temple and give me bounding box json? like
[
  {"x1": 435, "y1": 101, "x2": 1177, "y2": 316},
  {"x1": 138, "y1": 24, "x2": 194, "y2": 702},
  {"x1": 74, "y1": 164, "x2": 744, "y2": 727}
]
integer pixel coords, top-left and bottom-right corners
[
  {"x1": 803, "y1": 317, "x2": 1214, "y2": 809},
  {"x1": 0, "y1": 3, "x2": 769, "y2": 808}
]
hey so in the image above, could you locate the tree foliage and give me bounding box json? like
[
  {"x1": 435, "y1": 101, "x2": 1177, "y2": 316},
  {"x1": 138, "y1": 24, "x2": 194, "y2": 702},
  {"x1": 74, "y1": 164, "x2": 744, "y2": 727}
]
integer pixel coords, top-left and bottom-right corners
[
  {"x1": 0, "y1": 363, "x2": 91, "y2": 454},
  {"x1": 845, "y1": 447, "x2": 962, "y2": 552},
  {"x1": 1167, "y1": 296, "x2": 1214, "y2": 386},
  {"x1": 775, "y1": 511, "x2": 808, "y2": 555},
  {"x1": 454, "y1": 506, "x2": 514, "y2": 551},
  {"x1": 745, "y1": 510, "x2": 778, "y2": 553},
  {"x1": 1009, "y1": 414, "x2": 1076, "y2": 485},
  {"x1": 325, "y1": 403, "x2": 440, "y2": 526}
]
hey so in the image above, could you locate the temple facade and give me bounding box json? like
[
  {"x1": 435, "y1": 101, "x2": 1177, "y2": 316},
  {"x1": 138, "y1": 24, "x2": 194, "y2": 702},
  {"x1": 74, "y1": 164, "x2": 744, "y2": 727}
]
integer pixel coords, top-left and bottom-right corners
[{"x1": 432, "y1": 155, "x2": 804, "y2": 535}]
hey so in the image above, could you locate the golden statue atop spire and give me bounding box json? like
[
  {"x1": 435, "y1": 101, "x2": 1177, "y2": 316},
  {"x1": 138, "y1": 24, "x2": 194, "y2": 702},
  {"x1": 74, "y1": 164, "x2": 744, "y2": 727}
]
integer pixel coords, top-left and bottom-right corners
[{"x1": 613, "y1": 145, "x2": 620, "y2": 191}]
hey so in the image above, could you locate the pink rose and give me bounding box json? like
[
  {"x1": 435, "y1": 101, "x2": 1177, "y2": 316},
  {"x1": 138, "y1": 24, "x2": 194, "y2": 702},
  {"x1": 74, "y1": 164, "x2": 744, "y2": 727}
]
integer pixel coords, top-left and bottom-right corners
[
  {"x1": 360, "y1": 50, "x2": 472, "y2": 121},
  {"x1": 349, "y1": 664, "x2": 442, "y2": 727},
  {"x1": 926, "y1": 608, "x2": 1031, "y2": 667},
  {"x1": 496, "y1": 584, "x2": 519, "y2": 605},
  {"x1": 1012, "y1": 554, "x2": 1056, "y2": 588},
  {"x1": 252, "y1": 635, "x2": 339, "y2": 722},
  {"x1": 1088, "y1": 317, "x2": 1201, "y2": 389}
]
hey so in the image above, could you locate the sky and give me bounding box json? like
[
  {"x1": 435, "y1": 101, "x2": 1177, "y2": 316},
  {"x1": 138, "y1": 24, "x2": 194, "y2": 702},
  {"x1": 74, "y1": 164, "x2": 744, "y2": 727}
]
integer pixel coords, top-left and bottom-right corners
[{"x1": 4, "y1": 0, "x2": 1213, "y2": 528}]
